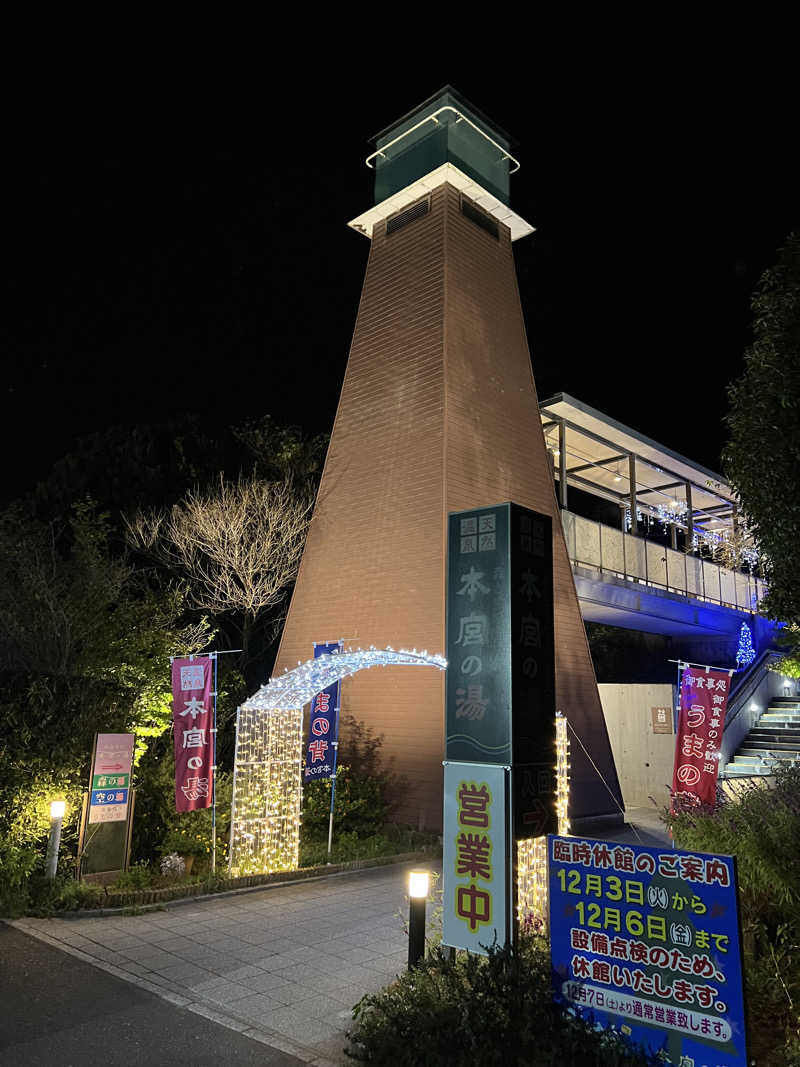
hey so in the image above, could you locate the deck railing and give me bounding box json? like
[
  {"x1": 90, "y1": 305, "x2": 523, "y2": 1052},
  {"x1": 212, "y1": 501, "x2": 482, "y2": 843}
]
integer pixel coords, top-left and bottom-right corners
[{"x1": 561, "y1": 510, "x2": 767, "y2": 613}]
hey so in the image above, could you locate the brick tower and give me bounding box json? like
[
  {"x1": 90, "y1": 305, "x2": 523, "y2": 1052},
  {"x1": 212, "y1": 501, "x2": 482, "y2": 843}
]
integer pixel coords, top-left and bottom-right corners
[{"x1": 276, "y1": 88, "x2": 622, "y2": 830}]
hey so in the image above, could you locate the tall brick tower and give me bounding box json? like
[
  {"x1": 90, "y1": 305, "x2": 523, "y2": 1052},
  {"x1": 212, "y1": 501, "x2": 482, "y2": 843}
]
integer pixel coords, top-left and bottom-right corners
[{"x1": 277, "y1": 88, "x2": 622, "y2": 830}]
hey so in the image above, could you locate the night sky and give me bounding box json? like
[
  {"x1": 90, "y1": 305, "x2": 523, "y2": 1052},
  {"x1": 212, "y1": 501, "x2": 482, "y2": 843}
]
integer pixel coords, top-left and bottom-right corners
[{"x1": 4, "y1": 69, "x2": 796, "y2": 502}]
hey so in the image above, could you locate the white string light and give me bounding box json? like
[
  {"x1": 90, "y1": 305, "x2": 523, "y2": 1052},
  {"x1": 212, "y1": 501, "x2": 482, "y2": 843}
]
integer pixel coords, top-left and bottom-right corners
[
  {"x1": 517, "y1": 712, "x2": 570, "y2": 936},
  {"x1": 229, "y1": 646, "x2": 447, "y2": 876}
]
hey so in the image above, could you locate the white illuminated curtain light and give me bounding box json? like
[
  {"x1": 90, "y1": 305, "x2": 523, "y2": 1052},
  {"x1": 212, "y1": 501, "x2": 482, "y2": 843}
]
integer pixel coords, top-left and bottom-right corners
[
  {"x1": 517, "y1": 711, "x2": 570, "y2": 936},
  {"x1": 228, "y1": 647, "x2": 447, "y2": 876}
]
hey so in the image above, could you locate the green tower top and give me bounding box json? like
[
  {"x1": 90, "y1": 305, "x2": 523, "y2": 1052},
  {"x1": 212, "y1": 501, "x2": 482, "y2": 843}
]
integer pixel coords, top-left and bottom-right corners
[{"x1": 368, "y1": 86, "x2": 518, "y2": 207}]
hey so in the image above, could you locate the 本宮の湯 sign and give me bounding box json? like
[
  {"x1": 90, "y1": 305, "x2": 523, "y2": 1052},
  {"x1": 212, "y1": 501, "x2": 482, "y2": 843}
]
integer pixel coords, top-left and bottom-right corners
[
  {"x1": 548, "y1": 835, "x2": 747, "y2": 1066},
  {"x1": 171, "y1": 656, "x2": 214, "y2": 812}
]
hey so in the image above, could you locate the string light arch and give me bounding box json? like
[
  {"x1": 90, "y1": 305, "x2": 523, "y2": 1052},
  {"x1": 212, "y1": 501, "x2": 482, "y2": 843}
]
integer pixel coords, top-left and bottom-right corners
[{"x1": 228, "y1": 646, "x2": 447, "y2": 876}]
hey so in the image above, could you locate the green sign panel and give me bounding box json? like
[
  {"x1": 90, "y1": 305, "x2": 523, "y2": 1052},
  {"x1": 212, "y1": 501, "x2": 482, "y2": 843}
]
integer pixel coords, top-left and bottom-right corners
[
  {"x1": 445, "y1": 502, "x2": 557, "y2": 837},
  {"x1": 92, "y1": 773, "x2": 129, "y2": 790}
]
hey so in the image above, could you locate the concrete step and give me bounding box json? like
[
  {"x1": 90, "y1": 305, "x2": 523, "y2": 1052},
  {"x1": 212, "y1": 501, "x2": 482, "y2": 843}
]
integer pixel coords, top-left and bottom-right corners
[
  {"x1": 738, "y1": 740, "x2": 800, "y2": 751},
  {"x1": 747, "y1": 733, "x2": 800, "y2": 745},
  {"x1": 725, "y1": 763, "x2": 773, "y2": 776}
]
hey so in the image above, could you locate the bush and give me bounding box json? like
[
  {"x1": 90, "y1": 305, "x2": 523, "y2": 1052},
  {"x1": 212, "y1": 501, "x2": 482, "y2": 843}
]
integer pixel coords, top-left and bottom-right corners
[
  {"x1": 0, "y1": 838, "x2": 39, "y2": 916},
  {"x1": 345, "y1": 938, "x2": 658, "y2": 1066},
  {"x1": 302, "y1": 716, "x2": 402, "y2": 843},
  {"x1": 668, "y1": 764, "x2": 800, "y2": 1064}
]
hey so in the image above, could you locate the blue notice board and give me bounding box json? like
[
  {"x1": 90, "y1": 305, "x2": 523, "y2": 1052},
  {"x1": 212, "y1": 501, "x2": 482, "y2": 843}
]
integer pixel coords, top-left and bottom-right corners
[{"x1": 548, "y1": 835, "x2": 747, "y2": 1067}]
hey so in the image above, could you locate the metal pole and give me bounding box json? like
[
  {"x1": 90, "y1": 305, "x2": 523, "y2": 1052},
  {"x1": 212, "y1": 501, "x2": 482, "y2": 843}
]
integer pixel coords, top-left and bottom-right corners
[
  {"x1": 629, "y1": 455, "x2": 638, "y2": 536},
  {"x1": 45, "y1": 804, "x2": 65, "y2": 880},
  {"x1": 211, "y1": 652, "x2": 218, "y2": 875},
  {"x1": 228, "y1": 708, "x2": 240, "y2": 875},
  {"x1": 558, "y1": 419, "x2": 568, "y2": 510},
  {"x1": 408, "y1": 896, "x2": 426, "y2": 969}
]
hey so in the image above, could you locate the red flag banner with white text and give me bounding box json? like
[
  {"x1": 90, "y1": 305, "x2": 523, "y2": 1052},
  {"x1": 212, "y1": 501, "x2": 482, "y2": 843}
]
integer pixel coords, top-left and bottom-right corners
[
  {"x1": 171, "y1": 657, "x2": 213, "y2": 812},
  {"x1": 671, "y1": 665, "x2": 733, "y2": 810}
]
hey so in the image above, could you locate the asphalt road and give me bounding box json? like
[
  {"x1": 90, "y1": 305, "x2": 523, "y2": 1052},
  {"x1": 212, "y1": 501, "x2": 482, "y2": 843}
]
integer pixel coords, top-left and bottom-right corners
[{"x1": 0, "y1": 924, "x2": 305, "y2": 1067}]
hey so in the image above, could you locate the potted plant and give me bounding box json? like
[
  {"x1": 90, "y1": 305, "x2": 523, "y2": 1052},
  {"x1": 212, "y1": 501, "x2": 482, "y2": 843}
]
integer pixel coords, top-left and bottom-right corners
[{"x1": 161, "y1": 826, "x2": 207, "y2": 875}]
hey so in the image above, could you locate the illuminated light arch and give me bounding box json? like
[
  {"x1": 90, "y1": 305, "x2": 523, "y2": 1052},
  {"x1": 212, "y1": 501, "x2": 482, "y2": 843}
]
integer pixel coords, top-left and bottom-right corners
[{"x1": 228, "y1": 647, "x2": 446, "y2": 876}]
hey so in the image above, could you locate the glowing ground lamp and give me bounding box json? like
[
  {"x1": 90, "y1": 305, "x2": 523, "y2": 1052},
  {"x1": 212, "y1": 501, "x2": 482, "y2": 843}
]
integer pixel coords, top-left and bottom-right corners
[
  {"x1": 408, "y1": 869, "x2": 430, "y2": 969},
  {"x1": 228, "y1": 647, "x2": 447, "y2": 877},
  {"x1": 516, "y1": 712, "x2": 570, "y2": 934},
  {"x1": 45, "y1": 799, "x2": 66, "y2": 881}
]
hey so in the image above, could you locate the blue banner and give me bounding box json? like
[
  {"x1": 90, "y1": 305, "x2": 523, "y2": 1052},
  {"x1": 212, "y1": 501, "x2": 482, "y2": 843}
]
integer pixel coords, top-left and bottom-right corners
[
  {"x1": 548, "y1": 835, "x2": 747, "y2": 1067},
  {"x1": 303, "y1": 641, "x2": 342, "y2": 782}
]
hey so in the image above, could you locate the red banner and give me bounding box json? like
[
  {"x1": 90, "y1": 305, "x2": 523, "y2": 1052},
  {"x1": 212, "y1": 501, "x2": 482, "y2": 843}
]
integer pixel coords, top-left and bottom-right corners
[
  {"x1": 671, "y1": 665, "x2": 733, "y2": 810},
  {"x1": 171, "y1": 656, "x2": 213, "y2": 812}
]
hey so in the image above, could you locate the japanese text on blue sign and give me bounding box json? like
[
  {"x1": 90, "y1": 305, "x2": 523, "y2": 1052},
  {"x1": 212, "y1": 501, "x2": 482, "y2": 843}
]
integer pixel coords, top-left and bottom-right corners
[
  {"x1": 548, "y1": 835, "x2": 746, "y2": 1067},
  {"x1": 303, "y1": 641, "x2": 341, "y2": 781}
]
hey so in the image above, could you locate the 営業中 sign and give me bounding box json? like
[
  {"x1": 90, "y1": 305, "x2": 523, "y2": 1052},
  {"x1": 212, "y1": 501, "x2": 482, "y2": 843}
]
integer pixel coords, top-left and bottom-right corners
[
  {"x1": 443, "y1": 761, "x2": 509, "y2": 953},
  {"x1": 548, "y1": 835, "x2": 747, "y2": 1066}
]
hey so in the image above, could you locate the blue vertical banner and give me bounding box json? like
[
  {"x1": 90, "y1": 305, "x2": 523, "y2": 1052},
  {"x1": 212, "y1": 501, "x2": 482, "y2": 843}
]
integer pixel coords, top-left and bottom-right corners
[{"x1": 303, "y1": 641, "x2": 342, "y2": 781}]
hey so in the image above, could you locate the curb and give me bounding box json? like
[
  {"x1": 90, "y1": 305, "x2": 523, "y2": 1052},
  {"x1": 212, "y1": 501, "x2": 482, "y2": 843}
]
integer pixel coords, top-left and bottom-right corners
[{"x1": 36, "y1": 849, "x2": 440, "y2": 919}]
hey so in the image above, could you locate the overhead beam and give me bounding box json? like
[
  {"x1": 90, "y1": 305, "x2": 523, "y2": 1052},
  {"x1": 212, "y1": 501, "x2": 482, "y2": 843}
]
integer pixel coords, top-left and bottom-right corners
[{"x1": 566, "y1": 454, "x2": 628, "y2": 475}]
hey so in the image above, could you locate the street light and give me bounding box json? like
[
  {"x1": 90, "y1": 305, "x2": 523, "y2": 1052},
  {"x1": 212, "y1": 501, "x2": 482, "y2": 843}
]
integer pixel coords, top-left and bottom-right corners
[
  {"x1": 45, "y1": 800, "x2": 66, "y2": 880},
  {"x1": 407, "y1": 870, "x2": 429, "y2": 969}
]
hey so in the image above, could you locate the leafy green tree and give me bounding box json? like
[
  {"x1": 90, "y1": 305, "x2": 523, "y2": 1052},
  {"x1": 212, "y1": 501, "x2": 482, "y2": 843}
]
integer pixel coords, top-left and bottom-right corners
[
  {"x1": 0, "y1": 499, "x2": 209, "y2": 892},
  {"x1": 725, "y1": 232, "x2": 800, "y2": 669}
]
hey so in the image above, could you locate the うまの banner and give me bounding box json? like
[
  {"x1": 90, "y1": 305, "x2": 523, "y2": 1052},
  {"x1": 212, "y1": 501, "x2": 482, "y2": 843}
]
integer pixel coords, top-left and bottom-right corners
[{"x1": 672, "y1": 666, "x2": 732, "y2": 810}]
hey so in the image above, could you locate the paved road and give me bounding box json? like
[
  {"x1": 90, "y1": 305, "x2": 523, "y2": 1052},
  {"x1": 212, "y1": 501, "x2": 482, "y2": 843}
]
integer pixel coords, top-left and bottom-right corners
[{"x1": 0, "y1": 924, "x2": 304, "y2": 1067}]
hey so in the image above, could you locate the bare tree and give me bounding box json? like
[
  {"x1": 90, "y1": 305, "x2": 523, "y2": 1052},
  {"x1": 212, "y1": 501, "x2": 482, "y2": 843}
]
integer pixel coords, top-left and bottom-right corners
[{"x1": 127, "y1": 475, "x2": 314, "y2": 661}]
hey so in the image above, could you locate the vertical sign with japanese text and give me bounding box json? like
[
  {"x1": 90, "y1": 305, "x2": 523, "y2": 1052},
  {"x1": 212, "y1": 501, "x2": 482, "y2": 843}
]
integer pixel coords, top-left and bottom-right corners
[
  {"x1": 446, "y1": 503, "x2": 555, "y2": 794},
  {"x1": 509, "y1": 504, "x2": 556, "y2": 839},
  {"x1": 304, "y1": 641, "x2": 342, "y2": 781},
  {"x1": 443, "y1": 762, "x2": 509, "y2": 953},
  {"x1": 446, "y1": 505, "x2": 512, "y2": 764},
  {"x1": 88, "y1": 733, "x2": 135, "y2": 824},
  {"x1": 171, "y1": 657, "x2": 213, "y2": 812},
  {"x1": 548, "y1": 834, "x2": 747, "y2": 1067},
  {"x1": 672, "y1": 667, "x2": 732, "y2": 809}
]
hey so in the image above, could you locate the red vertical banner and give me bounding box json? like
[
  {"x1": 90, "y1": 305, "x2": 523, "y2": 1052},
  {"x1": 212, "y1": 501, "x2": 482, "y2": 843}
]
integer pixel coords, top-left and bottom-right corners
[
  {"x1": 671, "y1": 665, "x2": 732, "y2": 810},
  {"x1": 171, "y1": 656, "x2": 213, "y2": 812}
]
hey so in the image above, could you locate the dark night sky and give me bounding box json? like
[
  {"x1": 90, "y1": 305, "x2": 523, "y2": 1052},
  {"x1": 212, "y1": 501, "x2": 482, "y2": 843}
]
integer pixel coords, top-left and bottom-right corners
[{"x1": 4, "y1": 65, "x2": 796, "y2": 501}]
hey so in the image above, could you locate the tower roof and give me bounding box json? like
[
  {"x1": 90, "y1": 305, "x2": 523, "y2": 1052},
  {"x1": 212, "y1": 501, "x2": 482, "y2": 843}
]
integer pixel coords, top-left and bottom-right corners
[{"x1": 366, "y1": 86, "x2": 520, "y2": 208}]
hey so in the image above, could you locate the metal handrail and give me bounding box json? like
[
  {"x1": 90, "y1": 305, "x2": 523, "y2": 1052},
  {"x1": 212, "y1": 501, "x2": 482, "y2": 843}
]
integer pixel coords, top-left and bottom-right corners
[
  {"x1": 724, "y1": 649, "x2": 782, "y2": 733},
  {"x1": 365, "y1": 106, "x2": 521, "y2": 174},
  {"x1": 564, "y1": 511, "x2": 765, "y2": 613}
]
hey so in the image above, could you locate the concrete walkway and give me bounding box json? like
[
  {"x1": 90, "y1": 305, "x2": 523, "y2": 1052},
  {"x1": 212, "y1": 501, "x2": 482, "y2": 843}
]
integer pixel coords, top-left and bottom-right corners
[
  {"x1": 11, "y1": 814, "x2": 670, "y2": 1066},
  {"x1": 13, "y1": 861, "x2": 425, "y2": 1066}
]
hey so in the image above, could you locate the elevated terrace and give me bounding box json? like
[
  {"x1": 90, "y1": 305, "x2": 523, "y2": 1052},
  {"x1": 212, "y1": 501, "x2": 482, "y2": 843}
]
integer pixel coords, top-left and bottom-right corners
[{"x1": 540, "y1": 394, "x2": 768, "y2": 639}]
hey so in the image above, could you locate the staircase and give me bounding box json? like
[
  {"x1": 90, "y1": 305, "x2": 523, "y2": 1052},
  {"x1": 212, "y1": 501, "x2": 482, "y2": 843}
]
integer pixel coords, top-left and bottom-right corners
[{"x1": 725, "y1": 698, "x2": 800, "y2": 776}]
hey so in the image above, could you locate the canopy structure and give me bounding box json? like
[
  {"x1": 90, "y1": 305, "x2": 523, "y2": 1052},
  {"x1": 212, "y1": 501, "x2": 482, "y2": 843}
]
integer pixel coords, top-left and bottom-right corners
[
  {"x1": 229, "y1": 646, "x2": 446, "y2": 878},
  {"x1": 242, "y1": 646, "x2": 448, "y2": 712},
  {"x1": 540, "y1": 393, "x2": 742, "y2": 544}
]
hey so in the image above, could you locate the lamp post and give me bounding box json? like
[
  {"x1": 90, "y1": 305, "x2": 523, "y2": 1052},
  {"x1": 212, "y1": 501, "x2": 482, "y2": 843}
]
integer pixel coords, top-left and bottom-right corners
[
  {"x1": 45, "y1": 800, "x2": 66, "y2": 881},
  {"x1": 407, "y1": 870, "x2": 429, "y2": 969}
]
